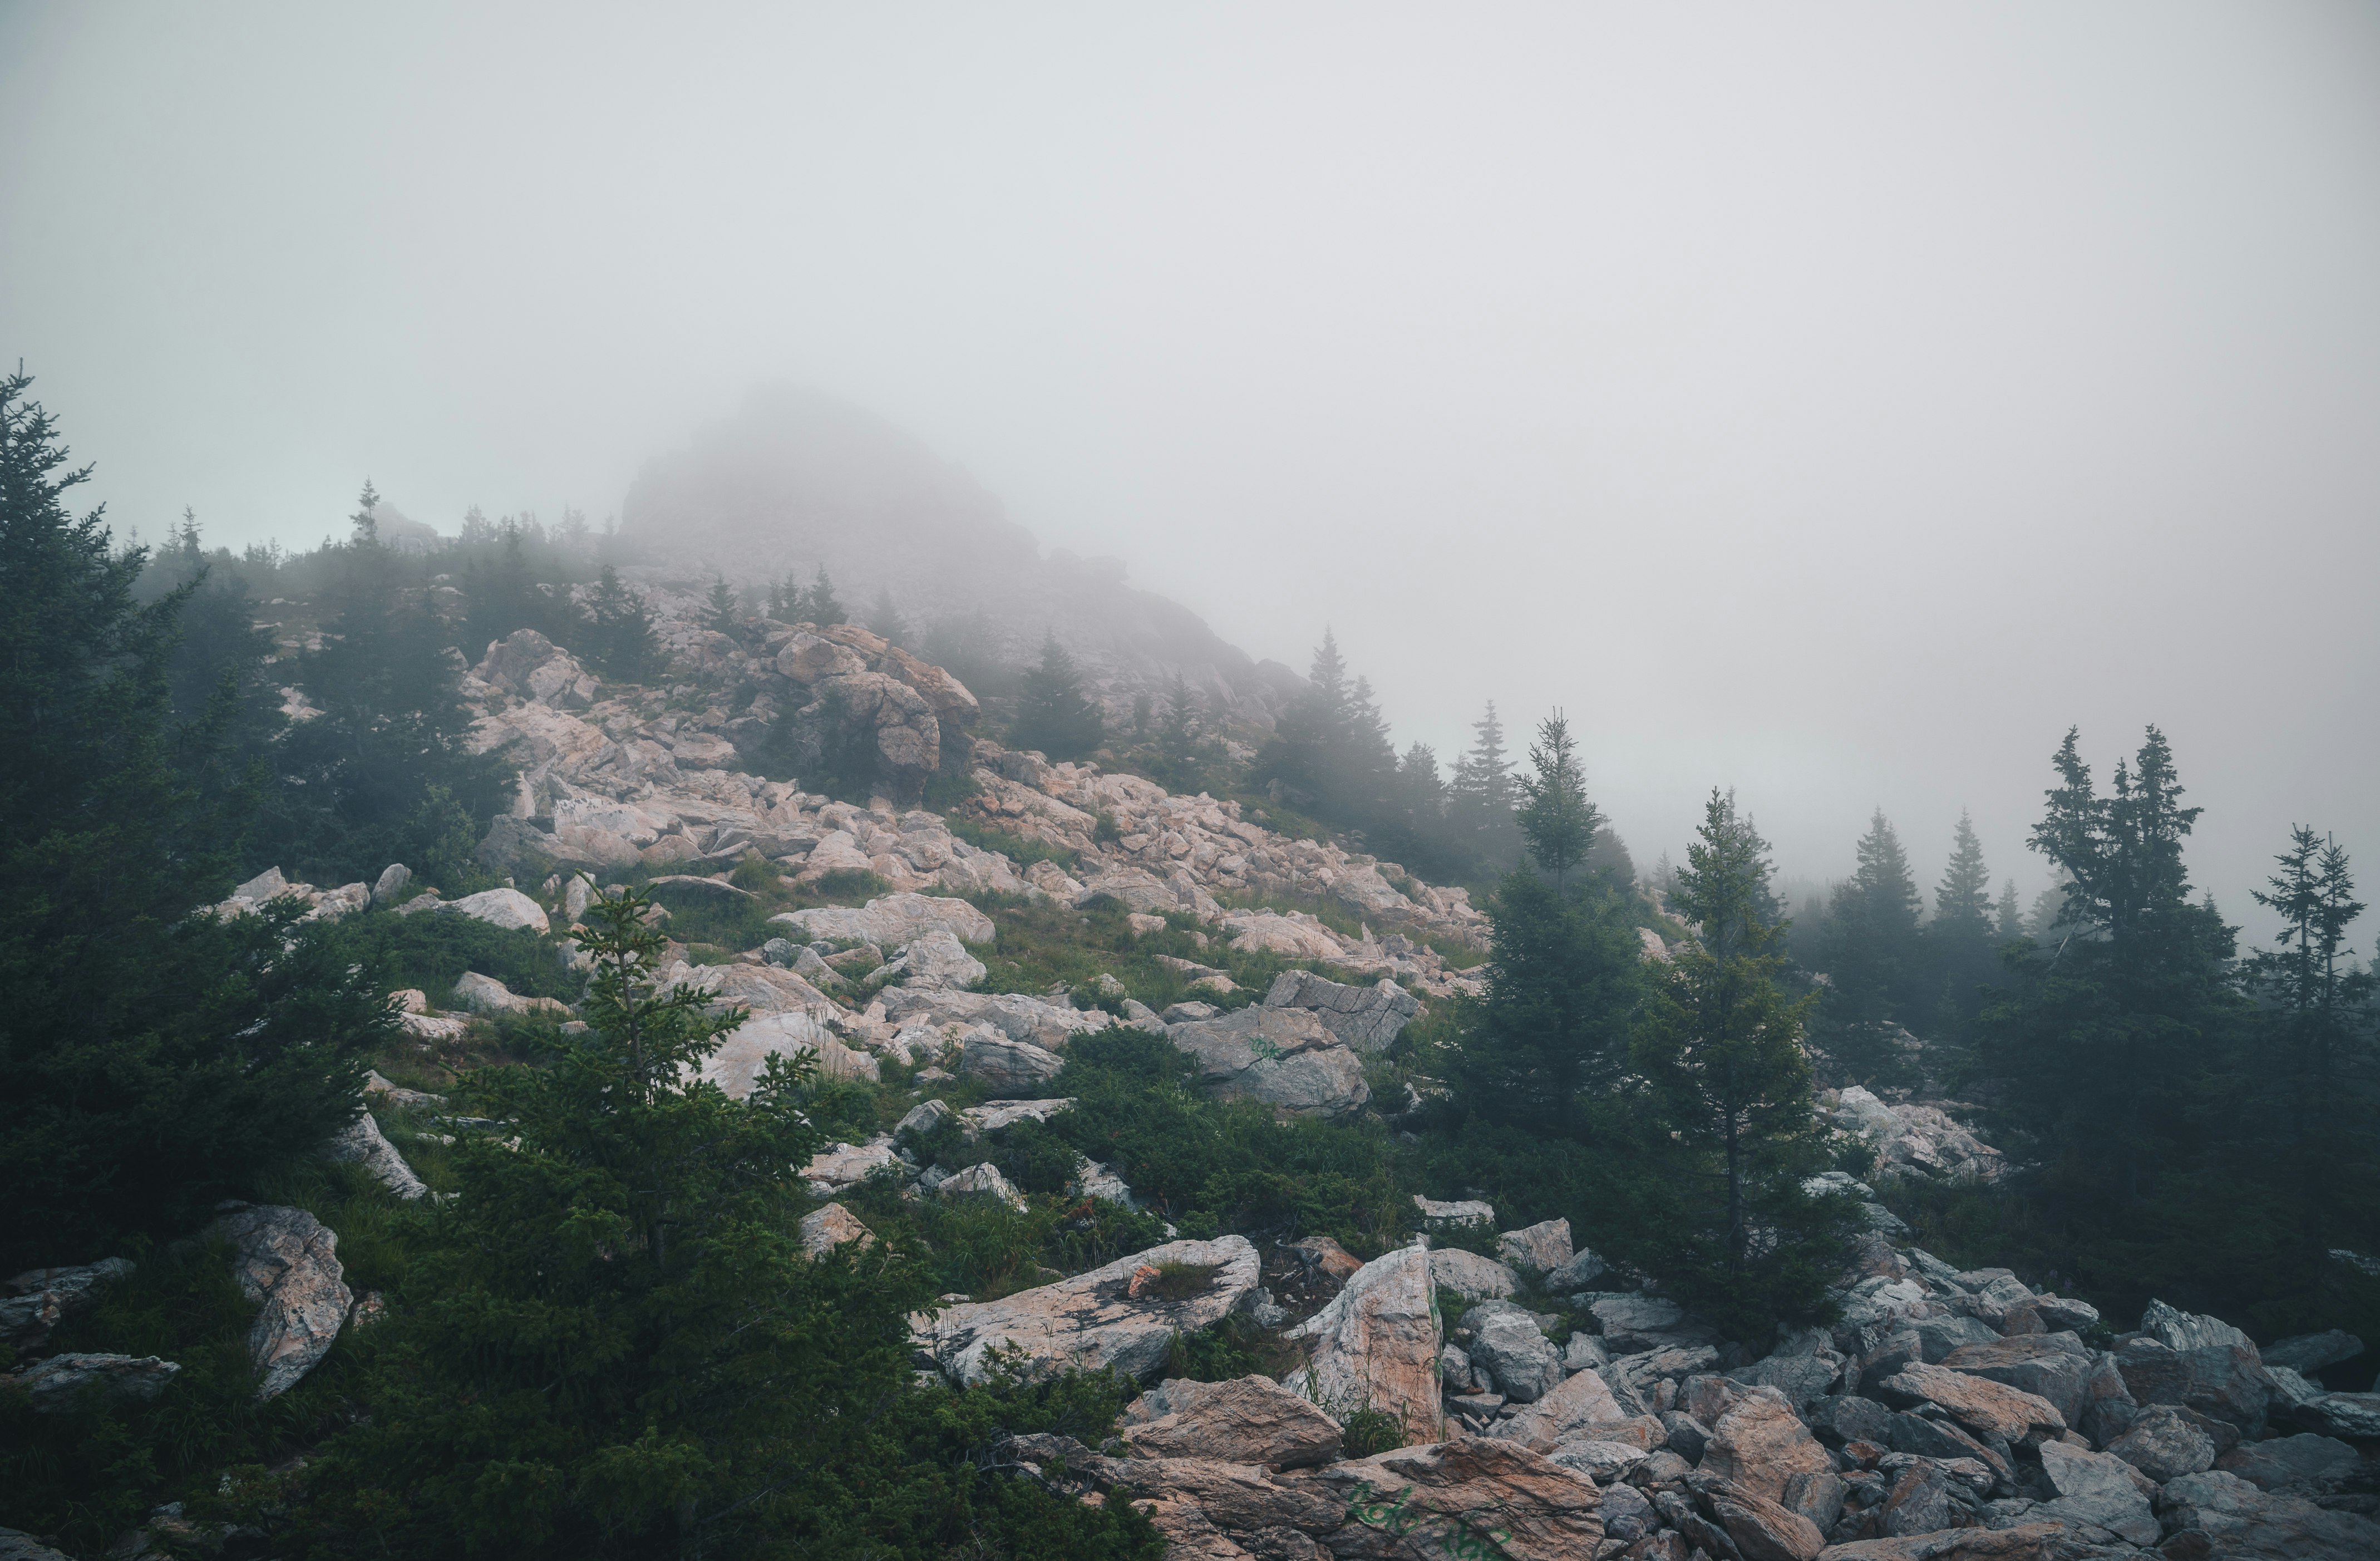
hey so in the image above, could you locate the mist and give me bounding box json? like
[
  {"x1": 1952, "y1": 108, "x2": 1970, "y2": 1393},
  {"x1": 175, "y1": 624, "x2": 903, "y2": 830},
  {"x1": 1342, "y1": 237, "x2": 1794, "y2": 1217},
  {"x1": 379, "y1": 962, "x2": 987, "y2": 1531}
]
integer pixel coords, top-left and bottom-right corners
[{"x1": 5, "y1": 1, "x2": 2377, "y2": 930}]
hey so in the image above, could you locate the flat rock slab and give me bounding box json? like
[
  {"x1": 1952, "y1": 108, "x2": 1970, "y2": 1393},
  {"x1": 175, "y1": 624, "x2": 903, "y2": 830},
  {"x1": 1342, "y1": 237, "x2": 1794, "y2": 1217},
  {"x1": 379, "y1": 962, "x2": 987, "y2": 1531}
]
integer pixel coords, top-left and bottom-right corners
[
  {"x1": 1297, "y1": 1436, "x2": 1605, "y2": 1561},
  {"x1": 1428, "y1": 1247, "x2": 1519, "y2": 1302},
  {"x1": 1874, "y1": 1361, "x2": 2066, "y2": 1446},
  {"x1": 1120, "y1": 1374, "x2": 1344, "y2": 1469},
  {"x1": 1167, "y1": 1005, "x2": 1368, "y2": 1117},
  {"x1": 771, "y1": 892, "x2": 994, "y2": 947},
  {"x1": 1489, "y1": 1360, "x2": 1626, "y2": 1450},
  {"x1": 2153, "y1": 1469, "x2": 2380, "y2": 1561},
  {"x1": 914, "y1": 1235, "x2": 1258, "y2": 1385},
  {"x1": 1262, "y1": 968, "x2": 1419, "y2": 1053},
  {"x1": 323, "y1": 1111, "x2": 426, "y2": 1199},
  {"x1": 206, "y1": 1204, "x2": 352, "y2": 1400},
  {"x1": 2, "y1": 1352, "x2": 180, "y2": 1411}
]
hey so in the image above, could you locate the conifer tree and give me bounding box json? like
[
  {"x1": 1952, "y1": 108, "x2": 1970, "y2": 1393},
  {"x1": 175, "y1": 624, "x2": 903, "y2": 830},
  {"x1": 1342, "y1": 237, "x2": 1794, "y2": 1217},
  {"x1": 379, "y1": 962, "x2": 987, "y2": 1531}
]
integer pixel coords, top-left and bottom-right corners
[
  {"x1": 867, "y1": 583, "x2": 906, "y2": 644},
  {"x1": 1996, "y1": 878, "x2": 2026, "y2": 941},
  {"x1": 1157, "y1": 670, "x2": 1198, "y2": 761},
  {"x1": 768, "y1": 573, "x2": 805, "y2": 622},
  {"x1": 1632, "y1": 787, "x2": 1839, "y2": 1328},
  {"x1": 1515, "y1": 711, "x2": 1599, "y2": 892},
  {"x1": 1448, "y1": 700, "x2": 1521, "y2": 867},
  {"x1": 584, "y1": 564, "x2": 663, "y2": 681},
  {"x1": 808, "y1": 565, "x2": 845, "y2": 626},
  {"x1": 1936, "y1": 811, "x2": 1994, "y2": 935},
  {"x1": 1011, "y1": 632, "x2": 1105, "y2": 760},
  {"x1": 703, "y1": 574, "x2": 740, "y2": 634}
]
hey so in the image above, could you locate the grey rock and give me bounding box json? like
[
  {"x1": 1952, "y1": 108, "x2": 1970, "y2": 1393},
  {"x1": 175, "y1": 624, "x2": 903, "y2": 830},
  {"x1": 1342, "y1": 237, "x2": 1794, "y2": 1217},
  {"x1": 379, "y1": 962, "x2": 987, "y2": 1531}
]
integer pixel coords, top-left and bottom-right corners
[
  {"x1": 2290, "y1": 1391, "x2": 2380, "y2": 1440},
  {"x1": 2116, "y1": 1333, "x2": 2273, "y2": 1432},
  {"x1": 884, "y1": 928, "x2": 987, "y2": 990},
  {"x1": 1117, "y1": 1373, "x2": 1344, "y2": 1469},
  {"x1": 0, "y1": 1527, "x2": 75, "y2": 1561},
  {"x1": 1563, "y1": 1333, "x2": 1609, "y2": 1372},
  {"x1": 1072, "y1": 1160, "x2": 1138, "y2": 1209},
  {"x1": 1938, "y1": 1331, "x2": 2095, "y2": 1422},
  {"x1": 2216, "y1": 1432, "x2": 2360, "y2": 1494},
  {"x1": 1466, "y1": 1299, "x2": 1564, "y2": 1403},
  {"x1": 2154, "y1": 1469, "x2": 2380, "y2": 1560},
  {"x1": 1662, "y1": 1410, "x2": 1711, "y2": 1461},
  {"x1": 1, "y1": 1257, "x2": 135, "y2": 1351},
  {"x1": 206, "y1": 1204, "x2": 352, "y2": 1400},
  {"x1": 1544, "y1": 1247, "x2": 1608, "y2": 1293},
  {"x1": 323, "y1": 1110, "x2": 427, "y2": 1200},
  {"x1": 2263, "y1": 1329, "x2": 2364, "y2": 1376},
  {"x1": 1428, "y1": 1247, "x2": 1520, "y2": 1302},
  {"x1": 1260, "y1": 969, "x2": 1419, "y2": 1053},
  {"x1": 1496, "y1": 1217, "x2": 1573, "y2": 1274},
  {"x1": 1734, "y1": 1351, "x2": 1842, "y2": 1412},
  {"x1": 2106, "y1": 1402, "x2": 2219, "y2": 1481},
  {"x1": 1, "y1": 1352, "x2": 179, "y2": 1410},
  {"x1": 798, "y1": 1203, "x2": 875, "y2": 1258},
  {"x1": 1598, "y1": 1478, "x2": 1655, "y2": 1540},
  {"x1": 894, "y1": 1097, "x2": 956, "y2": 1141},
  {"x1": 1806, "y1": 1393, "x2": 1898, "y2": 1450},
  {"x1": 915, "y1": 1235, "x2": 1259, "y2": 1385},
  {"x1": 1438, "y1": 1342, "x2": 1474, "y2": 1393},
  {"x1": 1159, "y1": 1001, "x2": 1218, "y2": 1023},
  {"x1": 2032, "y1": 1293, "x2": 2101, "y2": 1333},
  {"x1": 2141, "y1": 1298, "x2": 2254, "y2": 1353},
  {"x1": 436, "y1": 887, "x2": 551, "y2": 934},
  {"x1": 1884, "y1": 1411, "x2": 2013, "y2": 1488},
  {"x1": 372, "y1": 862, "x2": 413, "y2": 905},
  {"x1": 1912, "y1": 1313, "x2": 2002, "y2": 1363},
  {"x1": 958, "y1": 1029, "x2": 1066, "y2": 1096},
  {"x1": 937, "y1": 1162, "x2": 1027, "y2": 1212},
  {"x1": 2034, "y1": 1437, "x2": 2159, "y2": 1544},
  {"x1": 1166, "y1": 1005, "x2": 1368, "y2": 1117}
]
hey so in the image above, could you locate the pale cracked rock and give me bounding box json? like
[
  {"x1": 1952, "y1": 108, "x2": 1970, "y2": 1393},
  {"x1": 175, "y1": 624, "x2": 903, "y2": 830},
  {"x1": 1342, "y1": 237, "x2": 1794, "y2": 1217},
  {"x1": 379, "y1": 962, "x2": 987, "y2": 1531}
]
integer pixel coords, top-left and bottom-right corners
[
  {"x1": 1466, "y1": 1299, "x2": 1564, "y2": 1402},
  {"x1": 1282, "y1": 1241, "x2": 1442, "y2": 1443},
  {"x1": 802, "y1": 1136, "x2": 905, "y2": 1195},
  {"x1": 707, "y1": 1010, "x2": 878, "y2": 1095},
  {"x1": 938, "y1": 1162, "x2": 1028, "y2": 1212},
  {"x1": 1497, "y1": 1217, "x2": 1574, "y2": 1275},
  {"x1": 1166, "y1": 1005, "x2": 1368, "y2": 1117},
  {"x1": 1, "y1": 1257, "x2": 135, "y2": 1351},
  {"x1": 1700, "y1": 1386, "x2": 1836, "y2": 1506},
  {"x1": 2152, "y1": 1469, "x2": 2380, "y2": 1560},
  {"x1": 959, "y1": 1028, "x2": 1066, "y2": 1096},
  {"x1": 1490, "y1": 1358, "x2": 1627, "y2": 1451},
  {"x1": 1260, "y1": 968, "x2": 1419, "y2": 1053},
  {"x1": 914, "y1": 1236, "x2": 1258, "y2": 1385},
  {"x1": 1873, "y1": 1360, "x2": 2066, "y2": 1447},
  {"x1": 1428, "y1": 1247, "x2": 1519, "y2": 1302},
  {"x1": 435, "y1": 887, "x2": 551, "y2": 934},
  {"x1": 1120, "y1": 1374, "x2": 1344, "y2": 1469},
  {"x1": 799, "y1": 1203, "x2": 875, "y2": 1259},
  {"x1": 771, "y1": 892, "x2": 994, "y2": 948},
  {"x1": 323, "y1": 1111, "x2": 426, "y2": 1199},
  {"x1": 206, "y1": 1204, "x2": 353, "y2": 1400},
  {"x1": 2032, "y1": 1437, "x2": 2158, "y2": 1545}
]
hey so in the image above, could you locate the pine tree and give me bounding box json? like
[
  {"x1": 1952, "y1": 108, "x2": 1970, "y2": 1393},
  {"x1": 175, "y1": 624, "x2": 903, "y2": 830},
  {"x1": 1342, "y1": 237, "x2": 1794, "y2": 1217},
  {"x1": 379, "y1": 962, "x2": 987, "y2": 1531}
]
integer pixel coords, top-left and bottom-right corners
[
  {"x1": 1996, "y1": 878, "x2": 2026, "y2": 941},
  {"x1": 768, "y1": 573, "x2": 805, "y2": 622},
  {"x1": 1632, "y1": 787, "x2": 1840, "y2": 1332},
  {"x1": 866, "y1": 583, "x2": 906, "y2": 645},
  {"x1": 1455, "y1": 868, "x2": 1644, "y2": 1135},
  {"x1": 1936, "y1": 811, "x2": 1994, "y2": 935},
  {"x1": 1011, "y1": 632, "x2": 1105, "y2": 760},
  {"x1": 1515, "y1": 711, "x2": 1599, "y2": 892},
  {"x1": 1821, "y1": 809, "x2": 1924, "y2": 1029},
  {"x1": 584, "y1": 564, "x2": 663, "y2": 681},
  {"x1": 703, "y1": 574, "x2": 740, "y2": 634},
  {"x1": 809, "y1": 565, "x2": 846, "y2": 626}
]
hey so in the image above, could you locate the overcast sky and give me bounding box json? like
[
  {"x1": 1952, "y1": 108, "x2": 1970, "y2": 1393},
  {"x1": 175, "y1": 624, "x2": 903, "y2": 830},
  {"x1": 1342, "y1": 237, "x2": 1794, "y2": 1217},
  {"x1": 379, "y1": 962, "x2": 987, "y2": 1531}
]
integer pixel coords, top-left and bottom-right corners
[{"x1": 5, "y1": 2, "x2": 2377, "y2": 934}]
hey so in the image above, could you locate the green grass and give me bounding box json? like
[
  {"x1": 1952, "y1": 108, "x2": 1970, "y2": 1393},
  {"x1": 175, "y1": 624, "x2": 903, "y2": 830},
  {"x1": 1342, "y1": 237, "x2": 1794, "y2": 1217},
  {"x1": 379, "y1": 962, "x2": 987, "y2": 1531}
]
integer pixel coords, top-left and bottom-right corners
[{"x1": 948, "y1": 815, "x2": 1080, "y2": 872}]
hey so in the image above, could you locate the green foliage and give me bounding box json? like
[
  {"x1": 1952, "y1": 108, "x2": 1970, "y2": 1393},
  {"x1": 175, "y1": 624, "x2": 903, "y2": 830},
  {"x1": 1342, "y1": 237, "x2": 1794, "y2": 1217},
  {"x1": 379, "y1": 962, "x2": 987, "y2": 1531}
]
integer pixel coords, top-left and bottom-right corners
[
  {"x1": 582, "y1": 563, "x2": 664, "y2": 680},
  {"x1": 1515, "y1": 711, "x2": 1598, "y2": 890},
  {"x1": 319, "y1": 906, "x2": 579, "y2": 1003},
  {"x1": 1011, "y1": 632, "x2": 1105, "y2": 761},
  {"x1": 948, "y1": 814, "x2": 1081, "y2": 871},
  {"x1": 1447, "y1": 872, "x2": 1643, "y2": 1135}
]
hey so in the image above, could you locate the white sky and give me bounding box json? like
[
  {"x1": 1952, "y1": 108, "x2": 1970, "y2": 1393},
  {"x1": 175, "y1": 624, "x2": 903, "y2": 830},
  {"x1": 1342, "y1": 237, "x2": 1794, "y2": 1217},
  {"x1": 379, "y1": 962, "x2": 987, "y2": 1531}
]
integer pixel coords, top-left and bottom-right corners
[{"x1": 4, "y1": 2, "x2": 2377, "y2": 938}]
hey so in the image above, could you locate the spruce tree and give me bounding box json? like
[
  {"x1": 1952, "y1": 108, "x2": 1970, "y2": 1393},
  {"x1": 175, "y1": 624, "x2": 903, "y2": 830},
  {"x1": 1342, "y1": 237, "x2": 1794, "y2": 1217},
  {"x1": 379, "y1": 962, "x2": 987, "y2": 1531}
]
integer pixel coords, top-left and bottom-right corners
[
  {"x1": 1935, "y1": 811, "x2": 1994, "y2": 935},
  {"x1": 1011, "y1": 632, "x2": 1105, "y2": 760},
  {"x1": 808, "y1": 565, "x2": 846, "y2": 626},
  {"x1": 1455, "y1": 866, "x2": 1643, "y2": 1135},
  {"x1": 1515, "y1": 711, "x2": 1599, "y2": 891},
  {"x1": 867, "y1": 583, "x2": 906, "y2": 645},
  {"x1": 1632, "y1": 787, "x2": 1841, "y2": 1332},
  {"x1": 1997, "y1": 879, "x2": 2026, "y2": 941},
  {"x1": 703, "y1": 574, "x2": 740, "y2": 634},
  {"x1": 584, "y1": 564, "x2": 663, "y2": 681}
]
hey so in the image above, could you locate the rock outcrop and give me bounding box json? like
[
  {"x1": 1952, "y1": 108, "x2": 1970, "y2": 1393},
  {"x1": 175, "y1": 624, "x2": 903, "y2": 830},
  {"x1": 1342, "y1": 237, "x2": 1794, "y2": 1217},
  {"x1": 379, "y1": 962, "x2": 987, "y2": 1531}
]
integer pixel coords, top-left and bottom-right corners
[
  {"x1": 206, "y1": 1204, "x2": 353, "y2": 1400},
  {"x1": 914, "y1": 1236, "x2": 1259, "y2": 1385},
  {"x1": 1282, "y1": 1242, "x2": 1442, "y2": 1443},
  {"x1": 1165, "y1": 1005, "x2": 1369, "y2": 1117}
]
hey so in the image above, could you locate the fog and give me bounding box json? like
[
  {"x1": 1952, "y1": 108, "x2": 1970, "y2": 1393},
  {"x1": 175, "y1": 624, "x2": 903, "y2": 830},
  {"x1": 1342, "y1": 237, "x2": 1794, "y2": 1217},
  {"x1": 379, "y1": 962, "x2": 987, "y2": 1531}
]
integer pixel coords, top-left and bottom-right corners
[{"x1": 5, "y1": 2, "x2": 2377, "y2": 933}]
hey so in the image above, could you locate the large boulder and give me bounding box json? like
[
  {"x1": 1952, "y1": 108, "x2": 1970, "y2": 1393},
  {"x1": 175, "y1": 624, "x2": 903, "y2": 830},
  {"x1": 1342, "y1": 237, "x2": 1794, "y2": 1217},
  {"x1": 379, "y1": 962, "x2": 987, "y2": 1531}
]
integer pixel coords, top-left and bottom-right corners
[
  {"x1": 772, "y1": 893, "x2": 993, "y2": 948},
  {"x1": 436, "y1": 887, "x2": 551, "y2": 934},
  {"x1": 2116, "y1": 1333, "x2": 2273, "y2": 1434},
  {"x1": 1, "y1": 1258, "x2": 135, "y2": 1351},
  {"x1": 2033, "y1": 1439, "x2": 2158, "y2": 1544},
  {"x1": 1300, "y1": 1436, "x2": 1605, "y2": 1561},
  {"x1": 1488, "y1": 1361, "x2": 1627, "y2": 1450},
  {"x1": 1701, "y1": 1386, "x2": 1836, "y2": 1505},
  {"x1": 2260, "y1": 1329, "x2": 2363, "y2": 1377},
  {"x1": 1118, "y1": 1375, "x2": 1344, "y2": 1469},
  {"x1": 206, "y1": 1205, "x2": 352, "y2": 1400},
  {"x1": 914, "y1": 1236, "x2": 1258, "y2": 1385},
  {"x1": 2106, "y1": 1402, "x2": 2220, "y2": 1481},
  {"x1": 881, "y1": 928, "x2": 985, "y2": 990},
  {"x1": 881, "y1": 987, "x2": 1108, "y2": 1051},
  {"x1": 2216, "y1": 1432, "x2": 2360, "y2": 1494},
  {"x1": 1, "y1": 1352, "x2": 180, "y2": 1410},
  {"x1": 1261, "y1": 969, "x2": 1419, "y2": 1053},
  {"x1": 323, "y1": 1111, "x2": 426, "y2": 1199},
  {"x1": 801, "y1": 1137, "x2": 905, "y2": 1196},
  {"x1": 1871, "y1": 1361, "x2": 2066, "y2": 1447},
  {"x1": 1166, "y1": 1005, "x2": 1368, "y2": 1117},
  {"x1": 2289, "y1": 1391, "x2": 2380, "y2": 1440},
  {"x1": 1428, "y1": 1248, "x2": 1520, "y2": 1302},
  {"x1": 1938, "y1": 1333, "x2": 2098, "y2": 1425},
  {"x1": 707, "y1": 1010, "x2": 878, "y2": 1094},
  {"x1": 1282, "y1": 1242, "x2": 1441, "y2": 1443},
  {"x1": 1465, "y1": 1299, "x2": 1564, "y2": 1402},
  {"x1": 797, "y1": 1203, "x2": 875, "y2": 1259},
  {"x1": 959, "y1": 1029, "x2": 1066, "y2": 1096},
  {"x1": 2152, "y1": 1469, "x2": 2380, "y2": 1559},
  {"x1": 1497, "y1": 1218, "x2": 1574, "y2": 1275}
]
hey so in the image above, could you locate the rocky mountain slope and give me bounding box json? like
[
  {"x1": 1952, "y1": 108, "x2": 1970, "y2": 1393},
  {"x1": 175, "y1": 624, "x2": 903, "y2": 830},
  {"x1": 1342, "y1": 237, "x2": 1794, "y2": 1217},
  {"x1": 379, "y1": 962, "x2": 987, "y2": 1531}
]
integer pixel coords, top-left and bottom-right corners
[{"x1": 12, "y1": 587, "x2": 2378, "y2": 1561}]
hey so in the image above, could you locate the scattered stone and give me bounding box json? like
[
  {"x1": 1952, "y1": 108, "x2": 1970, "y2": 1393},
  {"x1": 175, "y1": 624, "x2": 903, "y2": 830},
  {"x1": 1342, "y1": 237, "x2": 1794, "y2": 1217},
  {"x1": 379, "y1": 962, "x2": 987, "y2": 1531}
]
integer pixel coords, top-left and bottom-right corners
[
  {"x1": 1, "y1": 1352, "x2": 180, "y2": 1411},
  {"x1": 2106, "y1": 1402, "x2": 2219, "y2": 1481},
  {"x1": 1412, "y1": 1195, "x2": 1495, "y2": 1227},
  {"x1": 799, "y1": 1203, "x2": 875, "y2": 1259},
  {"x1": 959, "y1": 1030, "x2": 1067, "y2": 1096},
  {"x1": 323, "y1": 1111, "x2": 427, "y2": 1199},
  {"x1": 1, "y1": 1257, "x2": 135, "y2": 1351},
  {"x1": 771, "y1": 892, "x2": 994, "y2": 948},
  {"x1": 1302, "y1": 1436, "x2": 1606, "y2": 1561},
  {"x1": 1428, "y1": 1248, "x2": 1519, "y2": 1302},
  {"x1": 372, "y1": 862, "x2": 413, "y2": 905},
  {"x1": 1497, "y1": 1218, "x2": 1573, "y2": 1275},
  {"x1": 959, "y1": 1098, "x2": 1076, "y2": 1133},
  {"x1": 435, "y1": 887, "x2": 551, "y2": 934},
  {"x1": 2032, "y1": 1438, "x2": 2157, "y2": 1544},
  {"x1": 205, "y1": 1204, "x2": 352, "y2": 1400},
  {"x1": 2152, "y1": 1469, "x2": 2380, "y2": 1559},
  {"x1": 2289, "y1": 1391, "x2": 2380, "y2": 1440},
  {"x1": 1119, "y1": 1375, "x2": 1344, "y2": 1469},
  {"x1": 1544, "y1": 1247, "x2": 1608, "y2": 1293},
  {"x1": 1166, "y1": 1006, "x2": 1369, "y2": 1117},
  {"x1": 1489, "y1": 1360, "x2": 1627, "y2": 1450},
  {"x1": 1871, "y1": 1361, "x2": 2066, "y2": 1447},
  {"x1": 452, "y1": 970, "x2": 570, "y2": 1018},
  {"x1": 1466, "y1": 1299, "x2": 1564, "y2": 1402},
  {"x1": 894, "y1": 1097, "x2": 956, "y2": 1141},
  {"x1": 915, "y1": 1236, "x2": 1258, "y2": 1385},
  {"x1": 1702, "y1": 1387, "x2": 1837, "y2": 1505},
  {"x1": 2216, "y1": 1432, "x2": 2360, "y2": 1494},
  {"x1": 801, "y1": 1137, "x2": 906, "y2": 1196},
  {"x1": 937, "y1": 1162, "x2": 1028, "y2": 1212},
  {"x1": 2261, "y1": 1329, "x2": 2363, "y2": 1376}
]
